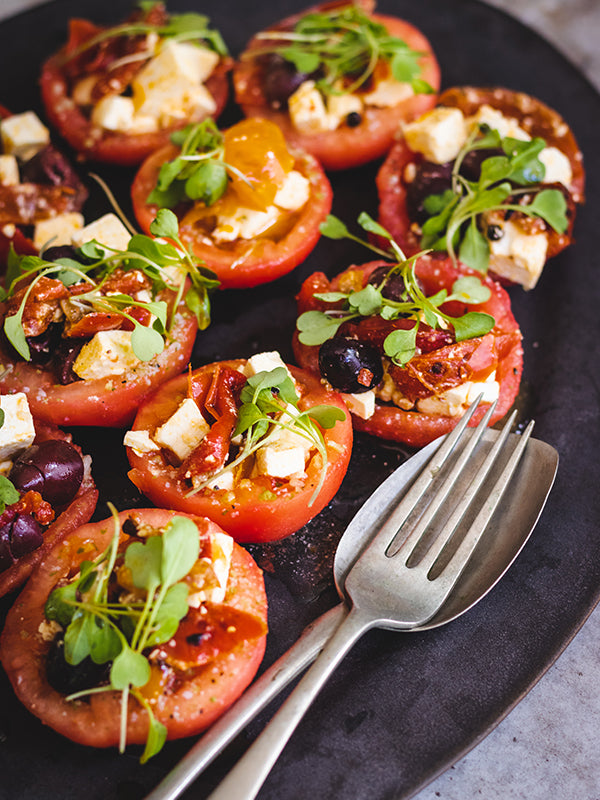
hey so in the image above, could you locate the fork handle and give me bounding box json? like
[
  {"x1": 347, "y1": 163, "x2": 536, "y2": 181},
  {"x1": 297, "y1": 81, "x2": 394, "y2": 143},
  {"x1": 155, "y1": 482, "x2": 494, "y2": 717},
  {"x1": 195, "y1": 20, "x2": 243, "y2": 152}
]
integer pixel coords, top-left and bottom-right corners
[
  {"x1": 145, "y1": 604, "x2": 346, "y2": 800},
  {"x1": 206, "y1": 606, "x2": 375, "y2": 800}
]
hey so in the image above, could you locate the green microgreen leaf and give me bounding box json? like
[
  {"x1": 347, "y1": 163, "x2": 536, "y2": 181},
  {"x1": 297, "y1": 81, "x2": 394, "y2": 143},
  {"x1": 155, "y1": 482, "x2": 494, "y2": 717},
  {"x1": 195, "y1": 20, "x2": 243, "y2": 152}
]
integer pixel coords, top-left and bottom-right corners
[
  {"x1": 528, "y1": 188, "x2": 569, "y2": 233},
  {"x1": 0, "y1": 474, "x2": 20, "y2": 514},
  {"x1": 383, "y1": 326, "x2": 417, "y2": 365},
  {"x1": 451, "y1": 311, "x2": 496, "y2": 341},
  {"x1": 252, "y1": 5, "x2": 430, "y2": 96},
  {"x1": 110, "y1": 645, "x2": 151, "y2": 690},
  {"x1": 458, "y1": 219, "x2": 490, "y2": 272}
]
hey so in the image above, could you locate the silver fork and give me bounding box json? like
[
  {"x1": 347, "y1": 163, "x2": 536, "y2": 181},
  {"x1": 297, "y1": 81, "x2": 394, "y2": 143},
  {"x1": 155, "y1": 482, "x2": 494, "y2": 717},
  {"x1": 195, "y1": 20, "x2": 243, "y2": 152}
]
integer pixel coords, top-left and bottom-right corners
[{"x1": 205, "y1": 399, "x2": 536, "y2": 800}]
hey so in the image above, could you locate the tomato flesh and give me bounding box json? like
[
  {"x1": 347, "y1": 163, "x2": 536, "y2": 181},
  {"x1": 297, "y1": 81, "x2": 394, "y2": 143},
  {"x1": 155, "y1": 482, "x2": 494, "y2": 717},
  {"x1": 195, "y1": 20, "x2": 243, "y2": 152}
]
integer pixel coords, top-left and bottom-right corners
[
  {"x1": 0, "y1": 509, "x2": 267, "y2": 747},
  {"x1": 126, "y1": 361, "x2": 353, "y2": 543},
  {"x1": 233, "y1": 10, "x2": 441, "y2": 171},
  {"x1": 293, "y1": 257, "x2": 523, "y2": 448}
]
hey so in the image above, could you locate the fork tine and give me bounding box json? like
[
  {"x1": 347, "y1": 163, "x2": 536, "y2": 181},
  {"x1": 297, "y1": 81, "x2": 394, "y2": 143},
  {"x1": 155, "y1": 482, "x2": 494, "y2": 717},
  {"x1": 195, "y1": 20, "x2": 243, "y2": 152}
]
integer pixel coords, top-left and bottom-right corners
[
  {"x1": 385, "y1": 396, "x2": 499, "y2": 559},
  {"x1": 438, "y1": 417, "x2": 536, "y2": 579},
  {"x1": 414, "y1": 409, "x2": 520, "y2": 573},
  {"x1": 425, "y1": 417, "x2": 536, "y2": 593}
]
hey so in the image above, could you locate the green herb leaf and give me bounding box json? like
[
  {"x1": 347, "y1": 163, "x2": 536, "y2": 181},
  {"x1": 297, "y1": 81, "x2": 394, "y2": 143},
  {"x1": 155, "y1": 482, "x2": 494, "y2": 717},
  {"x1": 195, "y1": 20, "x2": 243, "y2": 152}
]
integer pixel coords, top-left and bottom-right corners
[
  {"x1": 296, "y1": 309, "x2": 344, "y2": 345},
  {"x1": 125, "y1": 536, "x2": 163, "y2": 592},
  {"x1": 110, "y1": 645, "x2": 151, "y2": 690},
  {"x1": 4, "y1": 311, "x2": 30, "y2": 360},
  {"x1": 306, "y1": 404, "x2": 346, "y2": 428},
  {"x1": 319, "y1": 215, "x2": 351, "y2": 239},
  {"x1": 458, "y1": 219, "x2": 490, "y2": 272},
  {"x1": 383, "y1": 326, "x2": 418, "y2": 365},
  {"x1": 131, "y1": 323, "x2": 165, "y2": 361},
  {"x1": 161, "y1": 517, "x2": 200, "y2": 586},
  {"x1": 0, "y1": 474, "x2": 19, "y2": 515},
  {"x1": 451, "y1": 311, "x2": 495, "y2": 341},
  {"x1": 150, "y1": 208, "x2": 180, "y2": 240},
  {"x1": 528, "y1": 188, "x2": 568, "y2": 233}
]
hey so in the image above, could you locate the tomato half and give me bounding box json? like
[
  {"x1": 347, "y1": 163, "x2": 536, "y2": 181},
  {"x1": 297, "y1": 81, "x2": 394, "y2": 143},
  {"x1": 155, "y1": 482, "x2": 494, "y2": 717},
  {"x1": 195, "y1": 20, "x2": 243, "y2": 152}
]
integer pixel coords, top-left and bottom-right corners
[
  {"x1": 233, "y1": 6, "x2": 440, "y2": 171},
  {"x1": 39, "y1": 29, "x2": 231, "y2": 166},
  {"x1": 0, "y1": 291, "x2": 197, "y2": 427},
  {"x1": 131, "y1": 138, "x2": 332, "y2": 290},
  {"x1": 0, "y1": 509, "x2": 267, "y2": 747},
  {"x1": 0, "y1": 420, "x2": 97, "y2": 597},
  {"x1": 377, "y1": 86, "x2": 585, "y2": 262},
  {"x1": 293, "y1": 257, "x2": 523, "y2": 448},
  {"x1": 126, "y1": 360, "x2": 353, "y2": 542}
]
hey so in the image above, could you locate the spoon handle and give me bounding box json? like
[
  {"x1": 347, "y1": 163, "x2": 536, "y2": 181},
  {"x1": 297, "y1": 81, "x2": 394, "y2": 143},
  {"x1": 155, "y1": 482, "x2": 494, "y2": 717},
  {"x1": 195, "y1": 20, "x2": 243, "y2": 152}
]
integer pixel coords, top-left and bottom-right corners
[
  {"x1": 206, "y1": 605, "x2": 374, "y2": 800},
  {"x1": 145, "y1": 603, "x2": 346, "y2": 800}
]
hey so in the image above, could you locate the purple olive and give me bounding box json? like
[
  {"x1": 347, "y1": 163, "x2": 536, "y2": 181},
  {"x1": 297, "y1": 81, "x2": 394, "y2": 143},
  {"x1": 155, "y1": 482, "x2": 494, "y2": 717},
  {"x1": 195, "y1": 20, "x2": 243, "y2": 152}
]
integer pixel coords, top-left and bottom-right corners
[
  {"x1": 0, "y1": 515, "x2": 44, "y2": 570},
  {"x1": 10, "y1": 440, "x2": 84, "y2": 506},
  {"x1": 319, "y1": 337, "x2": 383, "y2": 394},
  {"x1": 405, "y1": 160, "x2": 453, "y2": 224},
  {"x1": 46, "y1": 634, "x2": 110, "y2": 694},
  {"x1": 262, "y1": 54, "x2": 309, "y2": 108},
  {"x1": 20, "y1": 145, "x2": 87, "y2": 199}
]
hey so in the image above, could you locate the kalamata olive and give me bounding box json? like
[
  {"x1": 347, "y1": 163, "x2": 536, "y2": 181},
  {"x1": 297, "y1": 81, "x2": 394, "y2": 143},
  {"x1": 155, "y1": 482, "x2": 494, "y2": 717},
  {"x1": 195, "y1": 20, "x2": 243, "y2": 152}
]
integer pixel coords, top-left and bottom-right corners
[
  {"x1": 42, "y1": 244, "x2": 80, "y2": 262},
  {"x1": 26, "y1": 322, "x2": 62, "y2": 366},
  {"x1": 319, "y1": 337, "x2": 383, "y2": 394},
  {"x1": 20, "y1": 145, "x2": 83, "y2": 193},
  {"x1": 46, "y1": 633, "x2": 110, "y2": 695},
  {"x1": 367, "y1": 265, "x2": 412, "y2": 303},
  {"x1": 10, "y1": 440, "x2": 84, "y2": 506},
  {"x1": 405, "y1": 160, "x2": 453, "y2": 224},
  {"x1": 52, "y1": 338, "x2": 85, "y2": 385},
  {"x1": 0, "y1": 515, "x2": 43, "y2": 570},
  {"x1": 262, "y1": 54, "x2": 309, "y2": 108},
  {"x1": 8, "y1": 514, "x2": 44, "y2": 559}
]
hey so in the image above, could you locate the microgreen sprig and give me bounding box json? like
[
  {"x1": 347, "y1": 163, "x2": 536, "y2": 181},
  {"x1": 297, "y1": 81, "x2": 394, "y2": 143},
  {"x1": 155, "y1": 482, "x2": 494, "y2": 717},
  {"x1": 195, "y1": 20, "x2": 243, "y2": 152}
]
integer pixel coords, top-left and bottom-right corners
[
  {"x1": 60, "y1": 4, "x2": 228, "y2": 67},
  {"x1": 1, "y1": 210, "x2": 218, "y2": 363},
  {"x1": 419, "y1": 126, "x2": 569, "y2": 272},
  {"x1": 297, "y1": 213, "x2": 495, "y2": 366},
  {"x1": 186, "y1": 366, "x2": 345, "y2": 505},
  {"x1": 44, "y1": 506, "x2": 201, "y2": 762},
  {"x1": 250, "y1": 5, "x2": 432, "y2": 97}
]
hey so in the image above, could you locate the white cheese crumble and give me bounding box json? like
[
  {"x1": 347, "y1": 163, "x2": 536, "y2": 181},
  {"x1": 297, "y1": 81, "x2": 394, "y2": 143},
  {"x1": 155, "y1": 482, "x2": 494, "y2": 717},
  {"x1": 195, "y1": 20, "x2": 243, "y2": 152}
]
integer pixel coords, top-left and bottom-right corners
[
  {"x1": 153, "y1": 397, "x2": 210, "y2": 462},
  {"x1": 0, "y1": 393, "x2": 36, "y2": 461},
  {"x1": 72, "y1": 330, "x2": 141, "y2": 381}
]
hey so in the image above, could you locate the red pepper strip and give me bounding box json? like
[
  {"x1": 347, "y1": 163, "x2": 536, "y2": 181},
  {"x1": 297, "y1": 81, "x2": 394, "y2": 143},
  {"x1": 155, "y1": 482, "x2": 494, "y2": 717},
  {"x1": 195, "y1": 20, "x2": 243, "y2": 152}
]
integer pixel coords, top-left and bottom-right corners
[{"x1": 179, "y1": 367, "x2": 247, "y2": 482}]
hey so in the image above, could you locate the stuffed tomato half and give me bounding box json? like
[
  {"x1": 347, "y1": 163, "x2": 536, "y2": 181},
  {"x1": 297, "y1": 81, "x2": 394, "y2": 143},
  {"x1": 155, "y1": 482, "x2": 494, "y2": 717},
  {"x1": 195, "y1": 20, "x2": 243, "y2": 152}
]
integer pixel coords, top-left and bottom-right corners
[
  {"x1": 125, "y1": 352, "x2": 353, "y2": 542},
  {"x1": 0, "y1": 392, "x2": 97, "y2": 597},
  {"x1": 293, "y1": 219, "x2": 523, "y2": 447},
  {"x1": 377, "y1": 86, "x2": 585, "y2": 289},
  {"x1": 131, "y1": 118, "x2": 332, "y2": 289},
  {"x1": 40, "y1": 2, "x2": 231, "y2": 165},
  {"x1": 233, "y1": 0, "x2": 440, "y2": 171},
  {"x1": 0, "y1": 211, "x2": 215, "y2": 427},
  {"x1": 0, "y1": 508, "x2": 267, "y2": 760}
]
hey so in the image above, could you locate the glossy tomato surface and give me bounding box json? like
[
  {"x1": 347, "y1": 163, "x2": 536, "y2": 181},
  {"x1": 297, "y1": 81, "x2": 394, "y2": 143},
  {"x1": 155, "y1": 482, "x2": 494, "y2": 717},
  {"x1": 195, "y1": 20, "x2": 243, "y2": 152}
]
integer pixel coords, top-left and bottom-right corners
[
  {"x1": 0, "y1": 420, "x2": 97, "y2": 598},
  {"x1": 233, "y1": 8, "x2": 440, "y2": 171},
  {"x1": 131, "y1": 141, "x2": 332, "y2": 289},
  {"x1": 293, "y1": 257, "x2": 523, "y2": 447},
  {"x1": 126, "y1": 361, "x2": 353, "y2": 542},
  {"x1": 0, "y1": 509, "x2": 267, "y2": 747},
  {"x1": 0, "y1": 291, "x2": 197, "y2": 427},
  {"x1": 377, "y1": 86, "x2": 585, "y2": 259}
]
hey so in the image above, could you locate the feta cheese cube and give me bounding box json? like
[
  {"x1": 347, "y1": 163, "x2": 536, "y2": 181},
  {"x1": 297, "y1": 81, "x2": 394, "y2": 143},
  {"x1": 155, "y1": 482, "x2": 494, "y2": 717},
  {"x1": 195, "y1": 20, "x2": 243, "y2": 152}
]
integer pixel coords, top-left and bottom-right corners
[
  {"x1": 466, "y1": 105, "x2": 530, "y2": 141},
  {"x1": 153, "y1": 397, "x2": 210, "y2": 462},
  {"x1": 342, "y1": 390, "x2": 375, "y2": 420},
  {"x1": 72, "y1": 330, "x2": 141, "y2": 381},
  {"x1": 488, "y1": 220, "x2": 548, "y2": 290},
  {"x1": 212, "y1": 204, "x2": 281, "y2": 242},
  {"x1": 363, "y1": 79, "x2": 414, "y2": 108},
  {"x1": 91, "y1": 95, "x2": 136, "y2": 132},
  {"x1": 539, "y1": 146, "x2": 573, "y2": 187},
  {"x1": 188, "y1": 530, "x2": 234, "y2": 606},
  {"x1": 255, "y1": 438, "x2": 307, "y2": 479},
  {"x1": 288, "y1": 80, "x2": 337, "y2": 134},
  {"x1": 244, "y1": 351, "x2": 290, "y2": 378},
  {"x1": 123, "y1": 429, "x2": 160, "y2": 456},
  {"x1": 417, "y1": 373, "x2": 499, "y2": 417},
  {"x1": 71, "y1": 213, "x2": 131, "y2": 252},
  {"x1": 72, "y1": 75, "x2": 97, "y2": 107},
  {"x1": 132, "y1": 39, "x2": 217, "y2": 127},
  {"x1": 0, "y1": 393, "x2": 36, "y2": 461},
  {"x1": 33, "y1": 212, "x2": 85, "y2": 250},
  {"x1": 274, "y1": 170, "x2": 310, "y2": 212},
  {"x1": 0, "y1": 154, "x2": 19, "y2": 186},
  {"x1": 0, "y1": 111, "x2": 50, "y2": 161},
  {"x1": 403, "y1": 107, "x2": 467, "y2": 164},
  {"x1": 326, "y1": 90, "x2": 363, "y2": 125}
]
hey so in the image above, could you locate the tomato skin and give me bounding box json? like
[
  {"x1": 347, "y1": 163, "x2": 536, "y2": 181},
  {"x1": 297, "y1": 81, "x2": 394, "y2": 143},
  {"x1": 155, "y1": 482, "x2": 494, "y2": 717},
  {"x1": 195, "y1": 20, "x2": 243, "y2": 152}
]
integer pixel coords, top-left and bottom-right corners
[
  {"x1": 131, "y1": 142, "x2": 333, "y2": 289},
  {"x1": 39, "y1": 44, "x2": 231, "y2": 166},
  {"x1": 0, "y1": 291, "x2": 198, "y2": 427},
  {"x1": 377, "y1": 86, "x2": 585, "y2": 263},
  {"x1": 126, "y1": 361, "x2": 353, "y2": 542},
  {"x1": 233, "y1": 10, "x2": 440, "y2": 171},
  {"x1": 0, "y1": 420, "x2": 97, "y2": 597},
  {"x1": 293, "y1": 257, "x2": 523, "y2": 448},
  {"x1": 0, "y1": 509, "x2": 267, "y2": 747}
]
